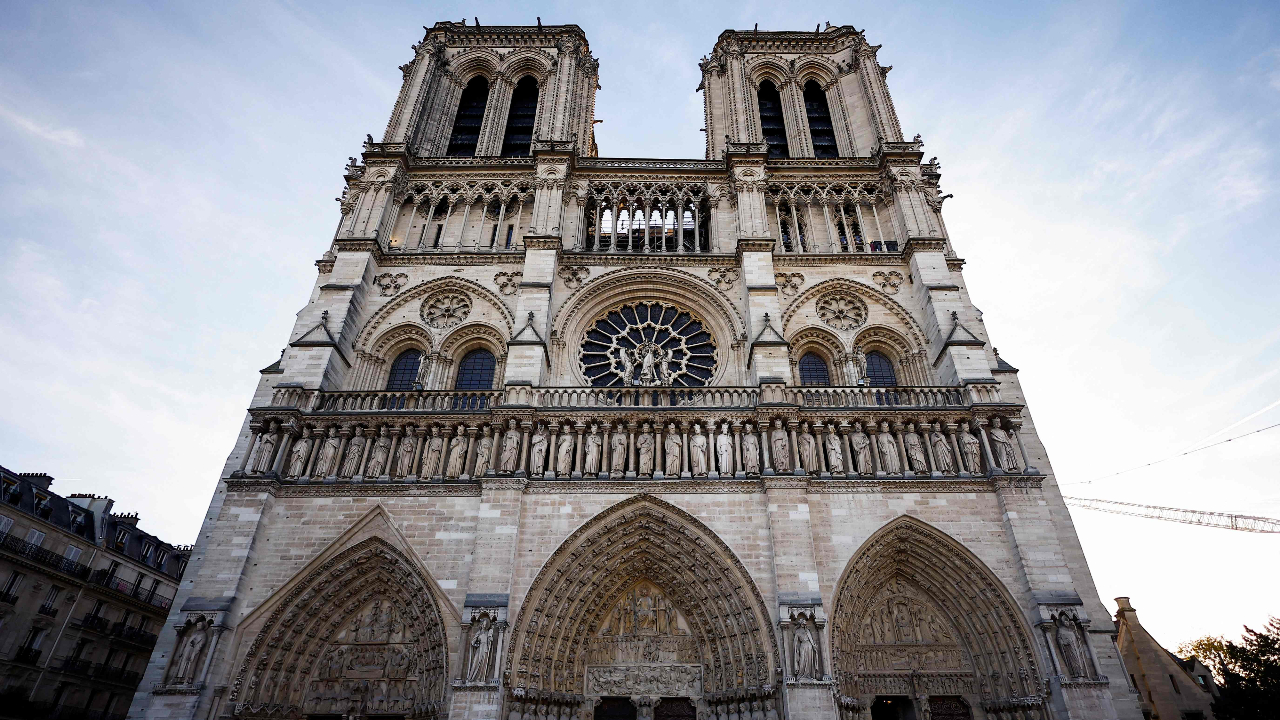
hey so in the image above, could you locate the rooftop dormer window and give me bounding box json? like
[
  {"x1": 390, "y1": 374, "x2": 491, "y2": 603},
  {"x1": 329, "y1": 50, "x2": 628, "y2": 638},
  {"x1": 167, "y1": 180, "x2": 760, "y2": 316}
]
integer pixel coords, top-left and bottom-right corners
[{"x1": 114, "y1": 527, "x2": 129, "y2": 550}]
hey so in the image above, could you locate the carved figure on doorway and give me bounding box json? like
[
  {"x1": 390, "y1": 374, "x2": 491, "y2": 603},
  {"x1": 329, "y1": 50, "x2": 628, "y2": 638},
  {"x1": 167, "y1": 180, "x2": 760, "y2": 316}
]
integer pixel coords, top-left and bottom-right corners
[
  {"x1": 716, "y1": 422, "x2": 734, "y2": 475},
  {"x1": 340, "y1": 429, "x2": 367, "y2": 478},
  {"x1": 424, "y1": 425, "x2": 445, "y2": 477},
  {"x1": 529, "y1": 423, "x2": 549, "y2": 476},
  {"x1": 1056, "y1": 615, "x2": 1089, "y2": 679},
  {"x1": 169, "y1": 618, "x2": 209, "y2": 684},
  {"x1": 849, "y1": 423, "x2": 873, "y2": 475},
  {"x1": 877, "y1": 421, "x2": 902, "y2": 474},
  {"x1": 764, "y1": 699, "x2": 779, "y2": 720},
  {"x1": 610, "y1": 423, "x2": 628, "y2": 476},
  {"x1": 904, "y1": 423, "x2": 928, "y2": 473},
  {"x1": 499, "y1": 419, "x2": 521, "y2": 473},
  {"x1": 688, "y1": 424, "x2": 709, "y2": 476},
  {"x1": 251, "y1": 421, "x2": 280, "y2": 473},
  {"x1": 395, "y1": 429, "x2": 418, "y2": 478},
  {"x1": 313, "y1": 427, "x2": 341, "y2": 477},
  {"x1": 664, "y1": 423, "x2": 682, "y2": 476},
  {"x1": 988, "y1": 417, "x2": 1020, "y2": 472},
  {"x1": 286, "y1": 429, "x2": 312, "y2": 478},
  {"x1": 959, "y1": 422, "x2": 982, "y2": 474},
  {"x1": 366, "y1": 426, "x2": 392, "y2": 477},
  {"x1": 467, "y1": 614, "x2": 495, "y2": 682},
  {"x1": 798, "y1": 421, "x2": 819, "y2": 474},
  {"x1": 556, "y1": 424, "x2": 575, "y2": 476},
  {"x1": 741, "y1": 423, "x2": 760, "y2": 475},
  {"x1": 473, "y1": 426, "x2": 494, "y2": 477},
  {"x1": 585, "y1": 423, "x2": 603, "y2": 475},
  {"x1": 794, "y1": 622, "x2": 819, "y2": 679},
  {"x1": 637, "y1": 423, "x2": 655, "y2": 475},
  {"x1": 445, "y1": 427, "x2": 468, "y2": 478},
  {"x1": 636, "y1": 586, "x2": 657, "y2": 632},
  {"x1": 930, "y1": 424, "x2": 956, "y2": 475},
  {"x1": 824, "y1": 423, "x2": 844, "y2": 473},
  {"x1": 770, "y1": 419, "x2": 791, "y2": 473}
]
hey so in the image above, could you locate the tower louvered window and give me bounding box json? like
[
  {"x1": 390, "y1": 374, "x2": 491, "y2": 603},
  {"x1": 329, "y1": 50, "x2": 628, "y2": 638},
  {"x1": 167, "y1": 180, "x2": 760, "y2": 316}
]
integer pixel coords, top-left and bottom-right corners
[
  {"x1": 446, "y1": 76, "x2": 489, "y2": 157},
  {"x1": 803, "y1": 80, "x2": 838, "y2": 158},
  {"x1": 757, "y1": 80, "x2": 790, "y2": 159},
  {"x1": 501, "y1": 76, "x2": 539, "y2": 157}
]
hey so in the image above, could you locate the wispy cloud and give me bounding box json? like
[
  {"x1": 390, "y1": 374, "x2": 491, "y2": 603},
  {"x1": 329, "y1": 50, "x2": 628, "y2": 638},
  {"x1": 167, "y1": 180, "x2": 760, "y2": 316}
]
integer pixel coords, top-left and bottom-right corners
[{"x1": 0, "y1": 102, "x2": 84, "y2": 147}]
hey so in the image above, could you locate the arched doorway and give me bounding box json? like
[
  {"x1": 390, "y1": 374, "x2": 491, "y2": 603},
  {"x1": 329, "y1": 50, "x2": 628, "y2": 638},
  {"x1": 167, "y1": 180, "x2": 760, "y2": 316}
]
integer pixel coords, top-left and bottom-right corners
[
  {"x1": 830, "y1": 517, "x2": 1045, "y2": 720},
  {"x1": 506, "y1": 495, "x2": 780, "y2": 720}
]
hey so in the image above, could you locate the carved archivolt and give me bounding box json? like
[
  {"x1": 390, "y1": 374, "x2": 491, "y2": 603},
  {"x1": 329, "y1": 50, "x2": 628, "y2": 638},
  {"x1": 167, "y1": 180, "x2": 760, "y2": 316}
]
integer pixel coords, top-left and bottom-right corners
[
  {"x1": 227, "y1": 537, "x2": 450, "y2": 720},
  {"x1": 505, "y1": 495, "x2": 779, "y2": 696},
  {"x1": 781, "y1": 277, "x2": 926, "y2": 351},
  {"x1": 831, "y1": 516, "x2": 1045, "y2": 715},
  {"x1": 356, "y1": 277, "x2": 515, "y2": 352}
]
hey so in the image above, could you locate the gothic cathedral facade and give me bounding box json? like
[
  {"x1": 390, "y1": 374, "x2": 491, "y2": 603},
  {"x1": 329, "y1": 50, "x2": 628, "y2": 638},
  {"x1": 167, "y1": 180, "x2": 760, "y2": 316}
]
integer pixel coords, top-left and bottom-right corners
[{"x1": 133, "y1": 22, "x2": 1142, "y2": 720}]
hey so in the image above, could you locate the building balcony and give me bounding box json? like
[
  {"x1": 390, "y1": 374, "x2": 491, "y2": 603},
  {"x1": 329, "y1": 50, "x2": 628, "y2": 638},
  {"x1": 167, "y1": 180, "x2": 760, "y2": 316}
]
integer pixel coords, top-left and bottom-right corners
[
  {"x1": 110, "y1": 621, "x2": 158, "y2": 647},
  {"x1": 0, "y1": 590, "x2": 18, "y2": 605},
  {"x1": 77, "y1": 613, "x2": 109, "y2": 633},
  {"x1": 87, "y1": 570, "x2": 174, "y2": 611},
  {"x1": 13, "y1": 646, "x2": 41, "y2": 664},
  {"x1": 0, "y1": 532, "x2": 92, "y2": 580},
  {"x1": 92, "y1": 662, "x2": 142, "y2": 686},
  {"x1": 36, "y1": 602, "x2": 58, "y2": 618},
  {"x1": 57, "y1": 656, "x2": 93, "y2": 676}
]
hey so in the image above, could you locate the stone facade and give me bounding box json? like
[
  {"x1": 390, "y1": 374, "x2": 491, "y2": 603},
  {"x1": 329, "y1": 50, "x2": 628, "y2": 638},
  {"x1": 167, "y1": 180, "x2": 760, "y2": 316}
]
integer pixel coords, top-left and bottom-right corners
[
  {"x1": 131, "y1": 21, "x2": 1142, "y2": 720},
  {"x1": 1113, "y1": 598, "x2": 1217, "y2": 720}
]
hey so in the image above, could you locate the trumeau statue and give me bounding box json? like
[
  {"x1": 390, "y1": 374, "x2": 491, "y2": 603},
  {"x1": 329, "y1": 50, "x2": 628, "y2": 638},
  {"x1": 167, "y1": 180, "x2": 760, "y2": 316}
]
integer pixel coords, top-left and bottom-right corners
[
  {"x1": 366, "y1": 426, "x2": 392, "y2": 477},
  {"x1": 770, "y1": 419, "x2": 791, "y2": 473},
  {"x1": 824, "y1": 423, "x2": 844, "y2": 474},
  {"x1": 473, "y1": 425, "x2": 494, "y2": 477},
  {"x1": 931, "y1": 424, "x2": 956, "y2": 475},
  {"x1": 877, "y1": 421, "x2": 902, "y2": 474},
  {"x1": 741, "y1": 423, "x2": 761, "y2": 475},
  {"x1": 850, "y1": 422, "x2": 873, "y2": 475},
  {"x1": 664, "y1": 423, "x2": 682, "y2": 476},
  {"x1": 903, "y1": 423, "x2": 928, "y2": 474},
  {"x1": 585, "y1": 423, "x2": 603, "y2": 475},
  {"x1": 637, "y1": 423, "x2": 655, "y2": 475},
  {"x1": 988, "y1": 417, "x2": 1020, "y2": 472},
  {"x1": 424, "y1": 425, "x2": 445, "y2": 477},
  {"x1": 340, "y1": 429, "x2": 367, "y2": 478},
  {"x1": 716, "y1": 422, "x2": 734, "y2": 476},
  {"x1": 529, "y1": 423, "x2": 548, "y2": 476},
  {"x1": 959, "y1": 421, "x2": 982, "y2": 474},
  {"x1": 499, "y1": 419, "x2": 521, "y2": 473},
  {"x1": 798, "y1": 421, "x2": 819, "y2": 474},
  {"x1": 314, "y1": 427, "x2": 341, "y2": 478},
  {"x1": 689, "y1": 424, "x2": 709, "y2": 477}
]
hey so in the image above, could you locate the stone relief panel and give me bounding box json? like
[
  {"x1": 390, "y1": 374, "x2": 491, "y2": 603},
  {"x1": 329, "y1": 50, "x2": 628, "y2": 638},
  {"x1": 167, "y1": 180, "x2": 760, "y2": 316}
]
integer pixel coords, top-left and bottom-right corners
[
  {"x1": 421, "y1": 291, "x2": 472, "y2": 329},
  {"x1": 816, "y1": 292, "x2": 868, "y2": 332},
  {"x1": 559, "y1": 265, "x2": 591, "y2": 289},
  {"x1": 871, "y1": 270, "x2": 903, "y2": 294},
  {"x1": 495, "y1": 271, "x2": 523, "y2": 296},
  {"x1": 707, "y1": 267, "x2": 740, "y2": 291},
  {"x1": 775, "y1": 272, "x2": 804, "y2": 297},
  {"x1": 588, "y1": 580, "x2": 697, "y2": 665},
  {"x1": 375, "y1": 272, "x2": 409, "y2": 296},
  {"x1": 586, "y1": 664, "x2": 702, "y2": 697},
  {"x1": 850, "y1": 577, "x2": 968, "y2": 673},
  {"x1": 301, "y1": 597, "x2": 426, "y2": 716}
]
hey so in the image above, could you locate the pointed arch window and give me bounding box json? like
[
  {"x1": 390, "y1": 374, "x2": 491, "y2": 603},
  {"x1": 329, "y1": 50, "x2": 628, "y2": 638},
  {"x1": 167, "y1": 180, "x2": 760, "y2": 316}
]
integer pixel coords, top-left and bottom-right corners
[
  {"x1": 757, "y1": 80, "x2": 790, "y2": 159},
  {"x1": 446, "y1": 76, "x2": 489, "y2": 157},
  {"x1": 386, "y1": 350, "x2": 423, "y2": 391},
  {"x1": 454, "y1": 349, "x2": 496, "y2": 390},
  {"x1": 798, "y1": 353, "x2": 831, "y2": 386},
  {"x1": 865, "y1": 351, "x2": 897, "y2": 387},
  {"x1": 803, "y1": 80, "x2": 838, "y2": 158},
  {"x1": 501, "y1": 76, "x2": 539, "y2": 157}
]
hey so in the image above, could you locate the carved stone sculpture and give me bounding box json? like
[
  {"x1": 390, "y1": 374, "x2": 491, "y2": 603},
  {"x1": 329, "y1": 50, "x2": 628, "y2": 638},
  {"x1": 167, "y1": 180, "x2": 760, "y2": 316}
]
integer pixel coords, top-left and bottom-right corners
[
  {"x1": 637, "y1": 423, "x2": 654, "y2": 475},
  {"x1": 877, "y1": 421, "x2": 902, "y2": 474},
  {"x1": 395, "y1": 430, "x2": 417, "y2": 478},
  {"x1": 314, "y1": 427, "x2": 341, "y2": 478},
  {"x1": 286, "y1": 429, "x2": 312, "y2": 478},
  {"x1": 824, "y1": 423, "x2": 844, "y2": 474},
  {"x1": 798, "y1": 422, "x2": 819, "y2": 474},
  {"x1": 851, "y1": 347, "x2": 867, "y2": 384},
  {"x1": 445, "y1": 429, "x2": 467, "y2": 479},
  {"x1": 366, "y1": 426, "x2": 392, "y2": 478},
  {"x1": 1056, "y1": 615, "x2": 1089, "y2": 679},
  {"x1": 903, "y1": 423, "x2": 928, "y2": 473},
  {"x1": 770, "y1": 419, "x2": 791, "y2": 473},
  {"x1": 716, "y1": 423, "x2": 734, "y2": 476},
  {"x1": 959, "y1": 422, "x2": 982, "y2": 474},
  {"x1": 850, "y1": 423, "x2": 873, "y2": 475},
  {"x1": 794, "y1": 622, "x2": 819, "y2": 679},
  {"x1": 499, "y1": 419, "x2": 521, "y2": 473},
  {"x1": 585, "y1": 424, "x2": 603, "y2": 475},
  {"x1": 988, "y1": 417, "x2": 1020, "y2": 472},
  {"x1": 252, "y1": 421, "x2": 280, "y2": 474},
  {"x1": 473, "y1": 426, "x2": 494, "y2": 477},
  {"x1": 340, "y1": 429, "x2": 367, "y2": 478},
  {"x1": 930, "y1": 425, "x2": 956, "y2": 475},
  {"x1": 556, "y1": 425, "x2": 575, "y2": 476},
  {"x1": 610, "y1": 424, "x2": 628, "y2": 476},
  {"x1": 664, "y1": 423, "x2": 682, "y2": 476},
  {"x1": 424, "y1": 426, "x2": 444, "y2": 477},
  {"x1": 741, "y1": 423, "x2": 761, "y2": 475},
  {"x1": 169, "y1": 618, "x2": 209, "y2": 684},
  {"x1": 467, "y1": 614, "x2": 495, "y2": 682},
  {"x1": 689, "y1": 424, "x2": 709, "y2": 477},
  {"x1": 529, "y1": 424, "x2": 548, "y2": 476}
]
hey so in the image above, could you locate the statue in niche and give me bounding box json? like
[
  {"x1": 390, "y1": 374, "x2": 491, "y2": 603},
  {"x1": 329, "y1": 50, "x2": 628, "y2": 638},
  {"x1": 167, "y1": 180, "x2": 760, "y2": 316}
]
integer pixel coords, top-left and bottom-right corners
[
  {"x1": 610, "y1": 423, "x2": 628, "y2": 476},
  {"x1": 959, "y1": 422, "x2": 982, "y2": 474},
  {"x1": 314, "y1": 427, "x2": 341, "y2": 477},
  {"x1": 473, "y1": 426, "x2": 494, "y2": 477},
  {"x1": 741, "y1": 423, "x2": 760, "y2": 475},
  {"x1": 850, "y1": 422, "x2": 873, "y2": 475},
  {"x1": 424, "y1": 426, "x2": 444, "y2": 477},
  {"x1": 286, "y1": 429, "x2": 312, "y2": 478},
  {"x1": 930, "y1": 424, "x2": 956, "y2": 475},
  {"x1": 716, "y1": 422, "x2": 734, "y2": 475},
  {"x1": 794, "y1": 621, "x2": 819, "y2": 679},
  {"x1": 340, "y1": 429, "x2": 367, "y2": 477},
  {"x1": 366, "y1": 426, "x2": 392, "y2": 477},
  {"x1": 529, "y1": 423, "x2": 548, "y2": 476},
  {"x1": 467, "y1": 614, "x2": 495, "y2": 682},
  {"x1": 636, "y1": 586, "x2": 657, "y2": 632},
  {"x1": 499, "y1": 419, "x2": 521, "y2": 473},
  {"x1": 168, "y1": 617, "x2": 209, "y2": 684},
  {"x1": 664, "y1": 423, "x2": 682, "y2": 476},
  {"x1": 877, "y1": 421, "x2": 902, "y2": 474},
  {"x1": 637, "y1": 423, "x2": 655, "y2": 475},
  {"x1": 770, "y1": 419, "x2": 791, "y2": 473},
  {"x1": 798, "y1": 421, "x2": 819, "y2": 474},
  {"x1": 445, "y1": 427, "x2": 467, "y2": 479},
  {"x1": 635, "y1": 343, "x2": 673, "y2": 386},
  {"x1": 824, "y1": 423, "x2": 844, "y2": 473},
  {"x1": 903, "y1": 423, "x2": 928, "y2": 473},
  {"x1": 988, "y1": 417, "x2": 1020, "y2": 472},
  {"x1": 689, "y1": 424, "x2": 709, "y2": 476},
  {"x1": 584, "y1": 423, "x2": 603, "y2": 475},
  {"x1": 395, "y1": 429, "x2": 417, "y2": 477},
  {"x1": 851, "y1": 347, "x2": 867, "y2": 384},
  {"x1": 1056, "y1": 615, "x2": 1089, "y2": 679},
  {"x1": 556, "y1": 424, "x2": 575, "y2": 476},
  {"x1": 252, "y1": 421, "x2": 280, "y2": 473}
]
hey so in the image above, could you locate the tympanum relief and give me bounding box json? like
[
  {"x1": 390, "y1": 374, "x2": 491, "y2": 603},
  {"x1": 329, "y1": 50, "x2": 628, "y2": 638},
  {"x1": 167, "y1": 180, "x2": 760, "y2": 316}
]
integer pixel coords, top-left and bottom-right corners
[
  {"x1": 589, "y1": 580, "x2": 696, "y2": 666},
  {"x1": 850, "y1": 578, "x2": 968, "y2": 674},
  {"x1": 302, "y1": 598, "x2": 428, "y2": 717}
]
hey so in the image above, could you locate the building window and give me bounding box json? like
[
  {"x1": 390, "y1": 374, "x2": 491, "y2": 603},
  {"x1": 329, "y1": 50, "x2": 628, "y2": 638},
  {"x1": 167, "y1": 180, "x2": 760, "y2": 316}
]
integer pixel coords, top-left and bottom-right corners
[
  {"x1": 454, "y1": 349, "x2": 497, "y2": 390},
  {"x1": 865, "y1": 351, "x2": 898, "y2": 387},
  {"x1": 177, "y1": 558, "x2": 189, "y2": 577},
  {"x1": 803, "y1": 80, "x2": 838, "y2": 158},
  {"x1": 114, "y1": 527, "x2": 129, "y2": 549},
  {"x1": 446, "y1": 76, "x2": 489, "y2": 157},
  {"x1": 757, "y1": 80, "x2": 790, "y2": 158},
  {"x1": 501, "y1": 76, "x2": 539, "y2": 157},
  {"x1": 24, "y1": 528, "x2": 45, "y2": 547},
  {"x1": 385, "y1": 350, "x2": 423, "y2": 391},
  {"x1": 3, "y1": 571, "x2": 24, "y2": 595},
  {"x1": 0, "y1": 515, "x2": 12, "y2": 536},
  {"x1": 63, "y1": 545, "x2": 82, "y2": 564},
  {"x1": 140, "y1": 542, "x2": 155, "y2": 563},
  {"x1": 155, "y1": 549, "x2": 169, "y2": 568},
  {"x1": 798, "y1": 353, "x2": 831, "y2": 386},
  {"x1": 1169, "y1": 674, "x2": 1181, "y2": 694}
]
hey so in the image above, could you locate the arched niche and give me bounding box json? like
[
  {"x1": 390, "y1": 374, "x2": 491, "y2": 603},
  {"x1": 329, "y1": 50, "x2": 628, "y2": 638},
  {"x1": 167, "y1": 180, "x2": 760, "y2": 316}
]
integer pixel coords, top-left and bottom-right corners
[{"x1": 830, "y1": 516, "x2": 1046, "y2": 719}]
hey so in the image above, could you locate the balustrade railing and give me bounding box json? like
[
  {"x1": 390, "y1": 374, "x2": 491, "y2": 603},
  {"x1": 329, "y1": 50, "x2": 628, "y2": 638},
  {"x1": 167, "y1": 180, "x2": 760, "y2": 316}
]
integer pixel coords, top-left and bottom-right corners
[{"x1": 0, "y1": 532, "x2": 92, "y2": 579}]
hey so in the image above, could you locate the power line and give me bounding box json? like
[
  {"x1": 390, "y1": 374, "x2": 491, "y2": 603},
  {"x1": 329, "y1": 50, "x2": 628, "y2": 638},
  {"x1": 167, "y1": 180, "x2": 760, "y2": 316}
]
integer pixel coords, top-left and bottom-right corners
[
  {"x1": 1062, "y1": 495, "x2": 1280, "y2": 534},
  {"x1": 1061, "y1": 421, "x2": 1280, "y2": 486}
]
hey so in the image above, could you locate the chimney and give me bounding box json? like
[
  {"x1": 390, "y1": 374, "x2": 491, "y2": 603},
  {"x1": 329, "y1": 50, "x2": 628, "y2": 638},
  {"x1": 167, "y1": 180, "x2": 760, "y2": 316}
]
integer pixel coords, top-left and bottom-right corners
[
  {"x1": 19, "y1": 472, "x2": 53, "y2": 491},
  {"x1": 1115, "y1": 596, "x2": 1137, "y2": 620},
  {"x1": 68, "y1": 494, "x2": 114, "y2": 520}
]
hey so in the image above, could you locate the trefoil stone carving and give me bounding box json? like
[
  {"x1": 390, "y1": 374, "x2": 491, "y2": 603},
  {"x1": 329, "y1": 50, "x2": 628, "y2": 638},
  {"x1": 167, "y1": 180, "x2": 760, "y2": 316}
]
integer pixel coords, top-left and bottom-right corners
[
  {"x1": 494, "y1": 271, "x2": 523, "y2": 296},
  {"x1": 375, "y1": 272, "x2": 409, "y2": 296},
  {"x1": 558, "y1": 265, "x2": 590, "y2": 289},
  {"x1": 775, "y1": 272, "x2": 804, "y2": 297},
  {"x1": 872, "y1": 270, "x2": 904, "y2": 294},
  {"x1": 707, "y1": 267, "x2": 740, "y2": 291}
]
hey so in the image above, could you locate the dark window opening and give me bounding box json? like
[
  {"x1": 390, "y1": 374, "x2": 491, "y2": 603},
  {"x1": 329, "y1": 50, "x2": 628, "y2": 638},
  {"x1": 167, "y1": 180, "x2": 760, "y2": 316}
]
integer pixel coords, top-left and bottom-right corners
[
  {"x1": 501, "y1": 76, "x2": 539, "y2": 157},
  {"x1": 594, "y1": 697, "x2": 637, "y2": 720},
  {"x1": 799, "y1": 353, "x2": 831, "y2": 386},
  {"x1": 386, "y1": 350, "x2": 423, "y2": 391},
  {"x1": 870, "y1": 696, "x2": 917, "y2": 720},
  {"x1": 446, "y1": 76, "x2": 489, "y2": 157},
  {"x1": 804, "y1": 80, "x2": 839, "y2": 158},
  {"x1": 866, "y1": 351, "x2": 898, "y2": 387},
  {"x1": 454, "y1": 349, "x2": 496, "y2": 390},
  {"x1": 757, "y1": 80, "x2": 790, "y2": 158},
  {"x1": 1169, "y1": 674, "x2": 1181, "y2": 694}
]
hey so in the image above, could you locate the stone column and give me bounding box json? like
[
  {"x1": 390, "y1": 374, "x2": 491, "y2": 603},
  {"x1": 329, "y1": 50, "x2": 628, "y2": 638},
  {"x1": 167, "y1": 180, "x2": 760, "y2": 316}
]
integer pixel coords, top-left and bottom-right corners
[
  {"x1": 788, "y1": 421, "x2": 803, "y2": 476},
  {"x1": 946, "y1": 423, "x2": 967, "y2": 477},
  {"x1": 840, "y1": 424, "x2": 854, "y2": 477},
  {"x1": 976, "y1": 419, "x2": 999, "y2": 477},
  {"x1": 411, "y1": 426, "x2": 428, "y2": 481},
  {"x1": 517, "y1": 421, "x2": 532, "y2": 477},
  {"x1": 462, "y1": 425, "x2": 478, "y2": 480},
  {"x1": 546, "y1": 425, "x2": 559, "y2": 479},
  {"x1": 626, "y1": 421, "x2": 638, "y2": 479},
  {"x1": 680, "y1": 421, "x2": 691, "y2": 478},
  {"x1": 921, "y1": 420, "x2": 940, "y2": 478},
  {"x1": 732, "y1": 422, "x2": 744, "y2": 478},
  {"x1": 1009, "y1": 419, "x2": 1039, "y2": 474},
  {"x1": 892, "y1": 422, "x2": 911, "y2": 478},
  {"x1": 573, "y1": 423, "x2": 586, "y2": 479}
]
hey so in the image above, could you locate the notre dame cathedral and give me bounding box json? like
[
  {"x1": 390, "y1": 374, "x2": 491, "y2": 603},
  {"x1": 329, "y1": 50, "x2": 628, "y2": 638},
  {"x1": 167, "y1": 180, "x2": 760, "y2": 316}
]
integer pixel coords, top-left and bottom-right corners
[{"x1": 132, "y1": 21, "x2": 1143, "y2": 720}]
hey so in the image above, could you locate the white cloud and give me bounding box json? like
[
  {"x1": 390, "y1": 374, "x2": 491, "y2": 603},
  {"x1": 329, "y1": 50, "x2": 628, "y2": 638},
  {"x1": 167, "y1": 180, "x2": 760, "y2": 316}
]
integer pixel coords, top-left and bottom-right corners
[{"x1": 0, "y1": 102, "x2": 84, "y2": 147}]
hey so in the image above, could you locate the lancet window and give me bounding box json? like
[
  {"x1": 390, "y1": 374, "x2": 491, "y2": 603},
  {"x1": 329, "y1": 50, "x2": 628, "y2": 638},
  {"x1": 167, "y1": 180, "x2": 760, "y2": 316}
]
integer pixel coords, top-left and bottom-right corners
[
  {"x1": 582, "y1": 193, "x2": 710, "y2": 254},
  {"x1": 385, "y1": 350, "x2": 423, "y2": 391},
  {"x1": 865, "y1": 351, "x2": 898, "y2": 387},
  {"x1": 501, "y1": 76, "x2": 539, "y2": 157},
  {"x1": 803, "y1": 80, "x2": 838, "y2": 158},
  {"x1": 446, "y1": 76, "x2": 489, "y2": 157},
  {"x1": 757, "y1": 80, "x2": 790, "y2": 159},
  {"x1": 798, "y1": 352, "x2": 831, "y2": 386},
  {"x1": 454, "y1": 349, "x2": 497, "y2": 390}
]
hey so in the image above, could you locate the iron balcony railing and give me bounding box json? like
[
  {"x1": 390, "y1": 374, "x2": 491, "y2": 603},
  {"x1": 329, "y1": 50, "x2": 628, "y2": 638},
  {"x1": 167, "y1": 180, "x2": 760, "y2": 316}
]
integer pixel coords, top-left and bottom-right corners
[
  {"x1": 13, "y1": 646, "x2": 41, "y2": 664},
  {"x1": 0, "y1": 532, "x2": 92, "y2": 580},
  {"x1": 36, "y1": 603, "x2": 58, "y2": 618},
  {"x1": 58, "y1": 656, "x2": 93, "y2": 676},
  {"x1": 93, "y1": 663, "x2": 142, "y2": 686},
  {"x1": 88, "y1": 570, "x2": 174, "y2": 611},
  {"x1": 78, "y1": 613, "x2": 109, "y2": 633},
  {"x1": 110, "y1": 621, "x2": 158, "y2": 646}
]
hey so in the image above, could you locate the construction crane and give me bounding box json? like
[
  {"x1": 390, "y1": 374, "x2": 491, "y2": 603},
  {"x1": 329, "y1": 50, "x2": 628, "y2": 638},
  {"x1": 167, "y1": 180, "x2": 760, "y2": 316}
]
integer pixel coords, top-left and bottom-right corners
[{"x1": 1062, "y1": 496, "x2": 1280, "y2": 534}]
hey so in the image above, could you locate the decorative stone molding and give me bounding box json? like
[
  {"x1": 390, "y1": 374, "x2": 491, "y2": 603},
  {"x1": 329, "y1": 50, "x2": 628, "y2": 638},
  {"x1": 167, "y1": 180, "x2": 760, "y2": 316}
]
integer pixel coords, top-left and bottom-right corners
[
  {"x1": 774, "y1": 272, "x2": 804, "y2": 297},
  {"x1": 816, "y1": 292, "x2": 868, "y2": 332},
  {"x1": 871, "y1": 270, "x2": 903, "y2": 294},
  {"x1": 374, "y1": 272, "x2": 409, "y2": 296},
  {"x1": 707, "y1": 267, "x2": 740, "y2": 291},
  {"x1": 557, "y1": 264, "x2": 590, "y2": 289},
  {"x1": 420, "y1": 291, "x2": 472, "y2": 329},
  {"x1": 494, "y1": 271, "x2": 522, "y2": 295}
]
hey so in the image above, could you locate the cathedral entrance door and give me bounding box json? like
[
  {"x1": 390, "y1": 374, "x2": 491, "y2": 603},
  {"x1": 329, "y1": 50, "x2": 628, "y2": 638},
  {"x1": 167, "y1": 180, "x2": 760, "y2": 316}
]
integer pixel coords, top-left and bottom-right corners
[
  {"x1": 595, "y1": 697, "x2": 637, "y2": 720},
  {"x1": 654, "y1": 697, "x2": 696, "y2": 720}
]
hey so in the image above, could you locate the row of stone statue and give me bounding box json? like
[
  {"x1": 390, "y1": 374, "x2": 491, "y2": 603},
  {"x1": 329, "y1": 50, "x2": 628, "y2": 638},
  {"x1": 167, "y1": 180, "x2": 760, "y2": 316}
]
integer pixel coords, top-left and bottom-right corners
[{"x1": 241, "y1": 415, "x2": 1030, "y2": 481}]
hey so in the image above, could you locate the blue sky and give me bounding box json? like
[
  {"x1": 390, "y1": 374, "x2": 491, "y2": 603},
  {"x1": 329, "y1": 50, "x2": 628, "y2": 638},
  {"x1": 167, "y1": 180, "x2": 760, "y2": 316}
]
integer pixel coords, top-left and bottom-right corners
[{"x1": 1, "y1": 1, "x2": 1277, "y2": 648}]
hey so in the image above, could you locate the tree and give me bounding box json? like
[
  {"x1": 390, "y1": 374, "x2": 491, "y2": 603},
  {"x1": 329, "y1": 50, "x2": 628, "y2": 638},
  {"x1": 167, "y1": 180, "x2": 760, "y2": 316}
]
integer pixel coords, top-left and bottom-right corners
[
  {"x1": 1177, "y1": 634, "x2": 1231, "y2": 684},
  {"x1": 1208, "y1": 617, "x2": 1280, "y2": 720}
]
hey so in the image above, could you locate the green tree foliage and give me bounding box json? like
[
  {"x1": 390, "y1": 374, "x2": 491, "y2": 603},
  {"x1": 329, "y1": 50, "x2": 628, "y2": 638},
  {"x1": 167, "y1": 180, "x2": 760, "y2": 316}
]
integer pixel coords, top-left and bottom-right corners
[
  {"x1": 1177, "y1": 635, "x2": 1231, "y2": 683},
  {"x1": 1209, "y1": 617, "x2": 1280, "y2": 720}
]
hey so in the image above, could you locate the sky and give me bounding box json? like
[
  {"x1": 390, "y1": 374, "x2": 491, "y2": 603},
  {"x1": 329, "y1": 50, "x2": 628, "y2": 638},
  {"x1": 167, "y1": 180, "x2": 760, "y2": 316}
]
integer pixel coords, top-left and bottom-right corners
[{"x1": 1, "y1": 0, "x2": 1277, "y2": 650}]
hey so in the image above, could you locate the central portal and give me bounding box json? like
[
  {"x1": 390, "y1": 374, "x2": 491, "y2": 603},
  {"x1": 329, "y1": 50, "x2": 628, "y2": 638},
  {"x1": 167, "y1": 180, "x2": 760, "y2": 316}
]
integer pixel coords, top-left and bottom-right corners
[{"x1": 585, "y1": 580, "x2": 703, "y2": 699}]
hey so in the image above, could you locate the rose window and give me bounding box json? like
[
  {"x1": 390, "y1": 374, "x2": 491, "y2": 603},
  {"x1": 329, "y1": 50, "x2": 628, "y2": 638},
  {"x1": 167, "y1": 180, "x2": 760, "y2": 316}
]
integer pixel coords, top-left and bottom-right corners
[
  {"x1": 816, "y1": 292, "x2": 867, "y2": 331},
  {"x1": 580, "y1": 301, "x2": 716, "y2": 387},
  {"x1": 420, "y1": 292, "x2": 471, "y2": 329}
]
